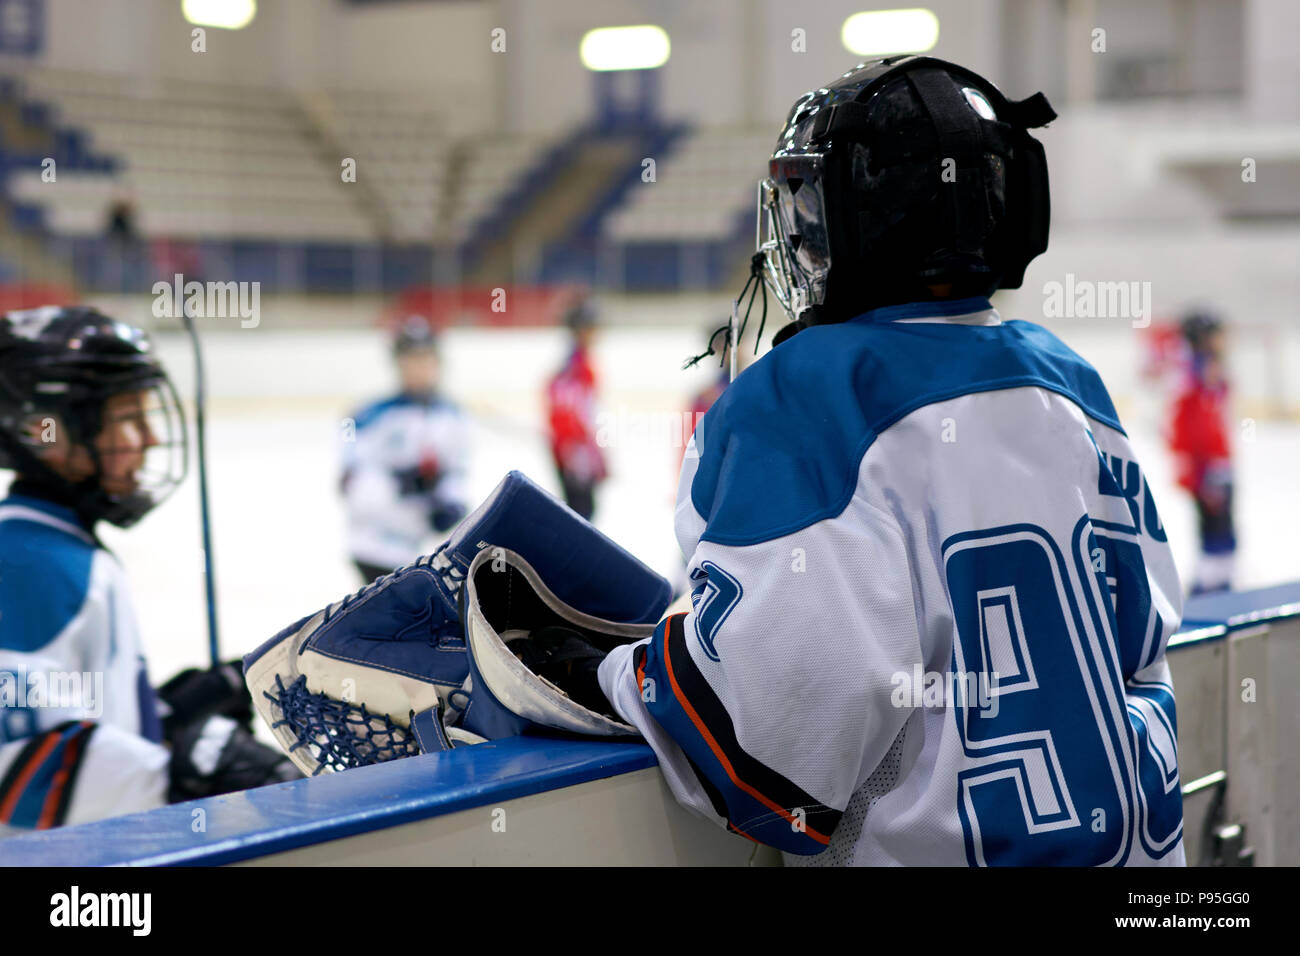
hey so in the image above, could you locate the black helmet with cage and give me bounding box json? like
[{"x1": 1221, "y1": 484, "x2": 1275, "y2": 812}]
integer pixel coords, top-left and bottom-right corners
[
  {"x1": 0, "y1": 305, "x2": 187, "y2": 528},
  {"x1": 758, "y1": 55, "x2": 1056, "y2": 330}
]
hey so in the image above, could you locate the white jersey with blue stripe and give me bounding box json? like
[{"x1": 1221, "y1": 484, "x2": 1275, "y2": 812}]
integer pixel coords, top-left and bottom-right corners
[
  {"x1": 599, "y1": 297, "x2": 1185, "y2": 866},
  {"x1": 0, "y1": 495, "x2": 169, "y2": 833},
  {"x1": 343, "y1": 393, "x2": 471, "y2": 569}
]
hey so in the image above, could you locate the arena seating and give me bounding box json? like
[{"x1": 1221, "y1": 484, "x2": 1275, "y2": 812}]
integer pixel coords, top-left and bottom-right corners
[
  {"x1": 9, "y1": 70, "x2": 373, "y2": 241},
  {"x1": 443, "y1": 133, "x2": 557, "y2": 242},
  {"x1": 604, "y1": 127, "x2": 773, "y2": 241},
  {"x1": 3, "y1": 70, "x2": 558, "y2": 248},
  {"x1": 315, "y1": 89, "x2": 449, "y2": 242},
  {"x1": 2, "y1": 70, "x2": 765, "y2": 291}
]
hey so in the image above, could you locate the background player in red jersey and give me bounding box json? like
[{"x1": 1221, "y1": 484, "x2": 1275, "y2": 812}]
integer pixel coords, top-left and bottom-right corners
[
  {"x1": 544, "y1": 295, "x2": 606, "y2": 520},
  {"x1": 1168, "y1": 312, "x2": 1236, "y2": 593}
]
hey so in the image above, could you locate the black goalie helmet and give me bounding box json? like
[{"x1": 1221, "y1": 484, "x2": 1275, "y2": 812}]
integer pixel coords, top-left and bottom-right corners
[
  {"x1": 759, "y1": 56, "x2": 1056, "y2": 325},
  {"x1": 0, "y1": 305, "x2": 188, "y2": 528}
]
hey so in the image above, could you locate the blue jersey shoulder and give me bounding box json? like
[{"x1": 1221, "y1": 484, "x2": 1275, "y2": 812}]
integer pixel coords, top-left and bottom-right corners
[
  {"x1": 0, "y1": 501, "x2": 97, "y2": 653},
  {"x1": 691, "y1": 305, "x2": 1121, "y2": 546}
]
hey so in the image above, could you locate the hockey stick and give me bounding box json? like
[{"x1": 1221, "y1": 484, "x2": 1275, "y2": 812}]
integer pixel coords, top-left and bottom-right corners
[{"x1": 180, "y1": 302, "x2": 221, "y2": 667}]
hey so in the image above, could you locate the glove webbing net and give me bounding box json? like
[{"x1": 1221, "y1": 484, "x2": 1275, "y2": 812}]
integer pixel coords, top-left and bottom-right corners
[
  {"x1": 264, "y1": 673, "x2": 420, "y2": 774},
  {"x1": 256, "y1": 547, "x2": 466, "y2": 775}
]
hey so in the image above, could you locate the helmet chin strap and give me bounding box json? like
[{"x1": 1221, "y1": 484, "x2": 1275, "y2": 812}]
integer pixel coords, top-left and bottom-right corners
[
  {"x1": 728, "y1": 300, "x2": 739, "y2": 382},
  {"x1": 6, "y1": 449, "x2": 108, "y2": 530},
  {"x1": 77, "y1": 443, "x2": 148, "y2": 530},
  {"x1": 682, "y1": 253, "x2": 772, "y2": 379},
  {"x1": 683, "y1": 171, "x2": 847, "y2": 371},
  {"x1": 5, "y1": 415, "x2": 156, "y2": 531}
]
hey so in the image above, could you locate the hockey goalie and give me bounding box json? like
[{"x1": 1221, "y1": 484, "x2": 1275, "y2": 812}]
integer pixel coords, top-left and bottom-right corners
[{"x1": 247, "y1": 56, "x2": 1185, "y2": 867}]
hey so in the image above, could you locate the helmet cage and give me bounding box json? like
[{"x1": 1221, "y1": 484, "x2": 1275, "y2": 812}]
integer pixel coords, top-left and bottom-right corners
[
  {"x1": 757, "y1": 153, "x2": 833, "y2": 320},
  {"x1": 85, "y1": 373, "x2": 188, "y2": 529},
  {"x1": 0, "y1": 330, "x2": 189, "y2": 529}
]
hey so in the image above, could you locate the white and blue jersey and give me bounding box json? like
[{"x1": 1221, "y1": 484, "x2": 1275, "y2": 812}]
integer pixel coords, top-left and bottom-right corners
[
  {"x1": 343, "y1": 393, "x2": 470, "y2": 570},
  {"x1": 599, "y1": 297, "x2": 1185, "y2": 866},
  {"x1": 0, "y1": 493, "x2": 170, "y2": 834}
]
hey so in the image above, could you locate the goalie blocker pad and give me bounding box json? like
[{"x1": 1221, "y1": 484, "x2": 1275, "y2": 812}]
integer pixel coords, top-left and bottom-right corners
[{"x1": 452, "y1": 547, "x2": 656, "y2": 740}]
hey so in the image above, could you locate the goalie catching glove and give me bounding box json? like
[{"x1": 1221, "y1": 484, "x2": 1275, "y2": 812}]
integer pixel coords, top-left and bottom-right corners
[
  {"x1": 243, "y1": 470, "x2": 670, "y2": 776},
  {"x1": 446, "y1": 546, "x2": 653, "y2": 740}
]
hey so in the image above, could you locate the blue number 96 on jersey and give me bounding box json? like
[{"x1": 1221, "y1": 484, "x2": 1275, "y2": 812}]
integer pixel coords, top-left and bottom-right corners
[{"x1": 943, "y1": 522, "x2": 1182, "y2": 866}]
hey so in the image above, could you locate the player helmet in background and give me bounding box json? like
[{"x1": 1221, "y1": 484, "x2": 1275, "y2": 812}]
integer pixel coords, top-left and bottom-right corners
[
  {"x1": 1181, "y1": 310, "x2": 1223, "y2": 354},
  {"x1": 759, "y1": 56, "x2": 1056, "y2": 326},
  {"x1": 563, "y1": 295, "x2": 597, "y2": 333},
  {"x1": 393, "y1": 314, "x2": 438, "y2": 355},
  {"x1": 0, "y1": 305, "x2": 187, "y2": 528}
]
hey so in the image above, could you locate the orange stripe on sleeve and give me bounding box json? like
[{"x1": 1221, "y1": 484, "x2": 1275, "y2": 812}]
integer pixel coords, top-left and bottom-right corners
[
  {"x1": 0, "y1": 732, "x2": 62, "y2": 823},
  {"x1": 37, "y1": 723, "x2": 91, "y2": 829},
  {"x1": 635, "y1": 643, "x2": 648, "y2": 700},
  {"x1": 660, "y1": 612, "x2": 831, "y2": 846}
]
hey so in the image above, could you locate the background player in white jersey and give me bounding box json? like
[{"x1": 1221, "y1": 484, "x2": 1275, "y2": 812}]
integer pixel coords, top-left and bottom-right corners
[
  {"x1": 0, "y1": 306, "x2": 297, "y2": 834},
  {"x1": 590, "y1": 56, "x2": 1186, "y2": 865},
  {"x1": 342, "y1": 316, "x2": 470, "y2": 581}
]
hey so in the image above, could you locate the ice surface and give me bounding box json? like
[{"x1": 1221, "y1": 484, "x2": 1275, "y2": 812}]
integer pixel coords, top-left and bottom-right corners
[{"x1": 7, "y1": 324, "x2": 1292, "y2": 686}]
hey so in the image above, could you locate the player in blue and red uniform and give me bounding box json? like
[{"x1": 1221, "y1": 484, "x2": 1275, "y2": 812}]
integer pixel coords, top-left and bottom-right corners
[
  {"x1": 1168, "y1": 312, "x2": 1235, "y2": 593},
  {"x1": 544, "y1": 298, "x2": 606, "y2": 520}
]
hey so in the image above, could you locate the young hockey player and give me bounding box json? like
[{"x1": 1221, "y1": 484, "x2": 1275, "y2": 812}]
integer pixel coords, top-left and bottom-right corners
[
  {"x1": 246, "y1": 56, "x2": 1186, "y2": 868},
  {"x1": 592, "y1": 56, "x2": 1186, "y2": 866},
  {"x1": 342, "y1": 316, "x2": 470, "y2": 582},
  {"x1": 1168, "y1": 312, "x2": 1235, "y2": 593},
  {"x1": 544, "y1": 296, "x2": 606, "y2": 520},
  {"x1": 0, "y1": 306, "x2": 296, "y2": 833}
]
